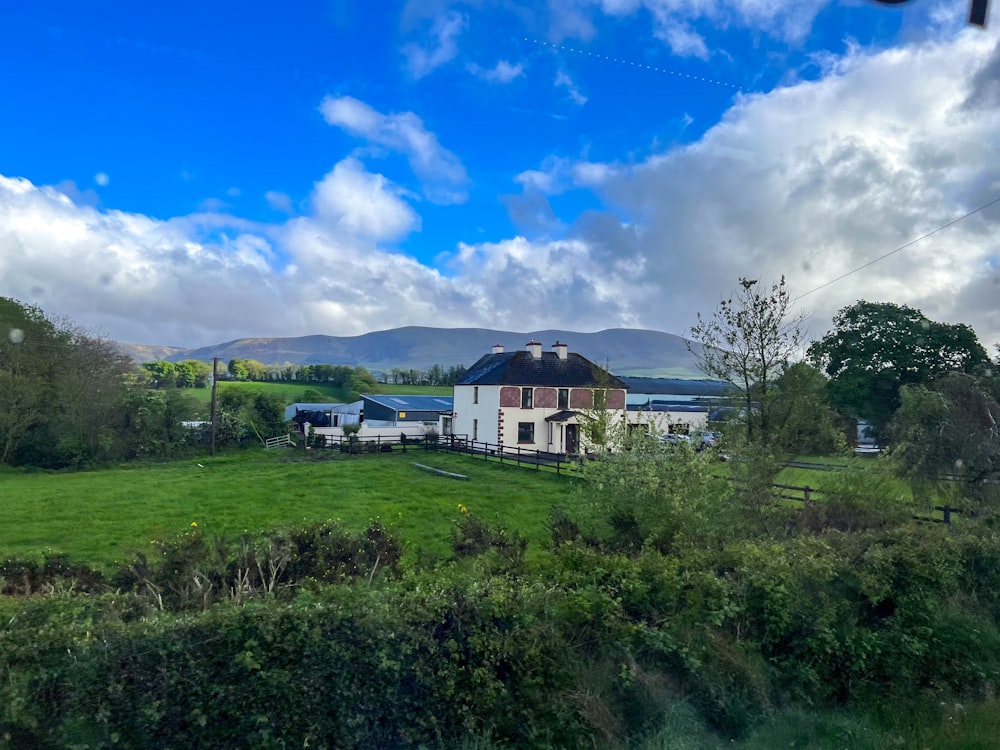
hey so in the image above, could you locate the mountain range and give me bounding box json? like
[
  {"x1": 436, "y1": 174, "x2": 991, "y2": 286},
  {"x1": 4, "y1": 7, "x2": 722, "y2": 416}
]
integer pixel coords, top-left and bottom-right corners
[{"x1": 115, "y1": 327, "x2": 705, "y2": 378}]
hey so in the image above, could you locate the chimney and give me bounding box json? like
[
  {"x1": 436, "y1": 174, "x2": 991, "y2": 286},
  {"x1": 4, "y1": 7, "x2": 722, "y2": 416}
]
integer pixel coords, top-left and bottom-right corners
[
  {"x1": 491, "y1": 343, "x2": 504, "y2": 354},
  {"x1": 526, "y1": 340, "x2": 542, "y2": 358},
  {"x1": 552, "y1": 341, "x2": 568, "y2": 360}
]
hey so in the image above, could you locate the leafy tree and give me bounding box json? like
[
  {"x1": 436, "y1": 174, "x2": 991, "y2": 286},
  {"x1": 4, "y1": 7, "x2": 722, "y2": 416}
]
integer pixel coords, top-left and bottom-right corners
[
  {"x1": 0, "y1": 298, "x2": 67, "y2": 463},
  {"x1": 55, "y1": 333, "x2": 134, "y2": 465},
  {"x1": 118, "y1": 388, "x2": 200, "y2": 458},
  {"x1": 228, "y1": 358, "x2": 249, "y2": 381},
  {"x1": 172, "y1": 361, "x2": 195, "y2": 389},
  {"x1": 178, "y1": 359, "x2": 212, "y2": 388},
  {"x1": 809, "y1": 301, "x2": 990, "y2": 443},
  {"x1": 0, "y1": 298, "x2": 137, "y2": 467},
  {"x1": 348, "y1": 366, "x2": 379, "y2": 401},
  {"x1": 689, "y1": 277, "x2": 805, "y2": 446},
  {"x1": 142, "y1": 360, "x2": 177, "y2": 388},
  {"x1": 769, "y1": 362, "x2": 849, "y2": 456},
  {"x1": 889, "y1": 373, "x2": 1000, "y2": 511},
  {"x1": 243, "y1": 359, "x2": 268, "y2": 381}
]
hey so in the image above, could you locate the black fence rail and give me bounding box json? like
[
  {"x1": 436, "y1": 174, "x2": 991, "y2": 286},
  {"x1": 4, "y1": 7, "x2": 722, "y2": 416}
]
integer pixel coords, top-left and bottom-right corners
[
  {"x1": 306, "y1": 433, "x2": 576, "y2": 475},
  {"x1": 435, "y1": 436, "x2": 575, "y2": 475},
  {"x1": 306, "y1": 434, "x2": 970, "y2": 522}
]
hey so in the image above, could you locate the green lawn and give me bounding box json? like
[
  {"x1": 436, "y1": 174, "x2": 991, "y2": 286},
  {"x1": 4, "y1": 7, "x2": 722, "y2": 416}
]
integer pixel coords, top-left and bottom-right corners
[
  {"x1": 0, "y1": 449, "x2": 571, "y2": 568},
  {"x1": 183, "y1": 380, "x2": 347, "y2": 408},
  {"x1": 378, "y1": 383, "x2": 453, "y2": 396}
]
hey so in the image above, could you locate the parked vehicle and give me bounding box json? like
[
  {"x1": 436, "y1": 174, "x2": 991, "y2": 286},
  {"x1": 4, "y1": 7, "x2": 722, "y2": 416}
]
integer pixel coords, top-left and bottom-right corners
[
  {"x1": 693, "y1": 431, "x2": 721, "y2": 451},
  {"x1": 661, "y1": 433, "x2": 692, "y2": 445}
]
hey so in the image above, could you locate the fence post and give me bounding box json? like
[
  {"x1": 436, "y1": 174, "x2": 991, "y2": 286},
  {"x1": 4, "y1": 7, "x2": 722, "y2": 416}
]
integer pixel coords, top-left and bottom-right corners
[
  {"x1": 943, "y1": 506, "x2": 952, "y2": 525},
  {"x1": 803, "y1": 486, "x2": 811, "y2": 504}
]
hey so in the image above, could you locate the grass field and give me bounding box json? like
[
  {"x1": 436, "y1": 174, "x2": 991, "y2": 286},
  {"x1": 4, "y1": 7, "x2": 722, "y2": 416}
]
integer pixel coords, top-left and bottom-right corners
[
  {"x1": 1, "y1": 446, "x2": 953, "y2": 569},
  {"x1": 0, "y1": 449, "x2": 573, "y2": 567}
]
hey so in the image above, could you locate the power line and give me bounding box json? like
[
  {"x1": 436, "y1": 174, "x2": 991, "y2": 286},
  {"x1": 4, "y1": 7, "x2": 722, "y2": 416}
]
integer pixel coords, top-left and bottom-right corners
[
  {"x1": 792, "y1": 193, "x2": 1000, "y2": 303},
  {"x1": 524, "y1": 38, "x2": 745, "y2": 91}
]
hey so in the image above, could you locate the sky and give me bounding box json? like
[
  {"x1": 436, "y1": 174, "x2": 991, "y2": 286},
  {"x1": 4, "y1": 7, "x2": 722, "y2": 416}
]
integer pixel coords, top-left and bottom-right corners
[{"x1": 0, "y1": 0, "x2": 998, "y2": 353}]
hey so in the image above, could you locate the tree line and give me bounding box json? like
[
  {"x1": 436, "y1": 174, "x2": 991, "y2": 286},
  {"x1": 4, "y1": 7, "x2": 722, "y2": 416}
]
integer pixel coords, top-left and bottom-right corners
[{"x1": 140, "y1": 359, "x2": 467, "y2": 389}]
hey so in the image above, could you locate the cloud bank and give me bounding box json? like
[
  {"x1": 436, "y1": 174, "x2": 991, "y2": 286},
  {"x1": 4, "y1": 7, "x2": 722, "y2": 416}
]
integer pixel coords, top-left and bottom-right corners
[{"x1": 2, "y1": 28, "x2": 999, "y2": 353}]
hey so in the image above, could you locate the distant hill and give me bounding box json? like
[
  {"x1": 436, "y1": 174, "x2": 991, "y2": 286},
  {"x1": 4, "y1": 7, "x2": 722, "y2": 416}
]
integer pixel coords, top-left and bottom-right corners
[{"x1": 116, "y1": 327, "x2": 707, "y2": 378}]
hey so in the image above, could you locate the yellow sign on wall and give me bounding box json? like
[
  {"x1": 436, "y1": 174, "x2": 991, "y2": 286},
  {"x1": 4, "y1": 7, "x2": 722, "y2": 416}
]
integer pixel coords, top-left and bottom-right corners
[{"x1": 399, "y1": 412, "x2": 407, "y2": 418}]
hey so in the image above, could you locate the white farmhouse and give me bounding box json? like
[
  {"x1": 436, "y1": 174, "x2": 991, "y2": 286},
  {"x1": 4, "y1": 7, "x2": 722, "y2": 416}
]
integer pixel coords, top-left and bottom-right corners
[{"x1": 451, "y1": 340, "x2": 628, "y2": 455}]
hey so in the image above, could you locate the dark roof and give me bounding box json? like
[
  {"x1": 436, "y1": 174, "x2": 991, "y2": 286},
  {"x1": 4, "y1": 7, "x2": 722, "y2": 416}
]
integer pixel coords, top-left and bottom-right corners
[
  {"x1": 361, "y1": 394, "x2": 453, "y2": 413},
  {"x1": 457, "y1": 351, "x2": 629, "y2": 389},
  {"x1": 619, "y1": 376, "x2": 733, "y2": 397},
  {"x1": 627, "y1": 403, "x2": 709, "y2": 413},
  {"x1": 545, "y1": 410, "x2": 576, "y2": 422}
]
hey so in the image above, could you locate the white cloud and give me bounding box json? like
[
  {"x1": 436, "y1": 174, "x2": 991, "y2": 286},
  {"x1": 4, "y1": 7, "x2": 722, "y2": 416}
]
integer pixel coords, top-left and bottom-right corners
[
  {"x1": 311, "y1": 158, "x2": 419, "y2": 241},
  {"x1": 555, "y1": 70, "x2": 587, "y2": 105},
  {"x1": 401, "y1": 11, "x2": 466, "y2": 78},
  {"x1": 467, "y1": 59, "x2": 524, "y2": 83},
  {"x1": 265, "y1": 191, "x2": 294, "y2": 213},
  {"x1": 549, "y1": 0, "x2": 831, "y2": 53},
  {"x1": 550, "y1": 27, "x2": 1000, "y2": 347},
  {"x1": 4, "y1": 27, "x2": 1000, "y2": 352},
  {"x1": 319, "y1": 95, "x2": 469, "y2": 204},
  {"x1": 94, "y1": 172, "x2": 110, "y2": 186}
]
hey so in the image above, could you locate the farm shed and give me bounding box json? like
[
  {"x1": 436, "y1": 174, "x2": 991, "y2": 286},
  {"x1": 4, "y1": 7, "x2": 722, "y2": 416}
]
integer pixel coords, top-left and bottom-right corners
[{"x1": 360, "y1": 395, "x2": 454, "y2": 427}]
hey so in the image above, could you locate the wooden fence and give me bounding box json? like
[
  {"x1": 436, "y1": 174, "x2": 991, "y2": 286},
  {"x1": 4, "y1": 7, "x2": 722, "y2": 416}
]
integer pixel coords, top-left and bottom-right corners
[
  {"x1": 307, "y1": 433, "x2": 576, "y2": 475},
  {"x1": 299, "y1": 434, "x2": 968, "y2": 523}
]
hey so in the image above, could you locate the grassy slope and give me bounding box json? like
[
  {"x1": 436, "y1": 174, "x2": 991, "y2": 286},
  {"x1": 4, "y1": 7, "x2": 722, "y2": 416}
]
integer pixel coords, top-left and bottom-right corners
[{"x1": 0, "y1": 450, "x2": 571, "y2": 567}]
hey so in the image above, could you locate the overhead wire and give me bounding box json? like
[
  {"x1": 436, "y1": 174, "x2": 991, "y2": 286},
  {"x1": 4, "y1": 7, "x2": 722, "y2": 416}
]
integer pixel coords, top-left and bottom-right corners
[{"x1": 791, "y1": 193, "x2": 1000, "y2": 303}]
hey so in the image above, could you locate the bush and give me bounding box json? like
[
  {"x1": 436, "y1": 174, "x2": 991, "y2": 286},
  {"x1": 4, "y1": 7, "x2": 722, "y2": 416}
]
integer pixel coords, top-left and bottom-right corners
[{"x1": 451, "y1": 510, "x2": 526, "y2": 565}]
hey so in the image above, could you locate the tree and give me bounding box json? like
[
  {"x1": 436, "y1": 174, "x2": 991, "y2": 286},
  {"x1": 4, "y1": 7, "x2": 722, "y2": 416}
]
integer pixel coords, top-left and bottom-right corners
[
  {"x1": 0, "y1": 298, "x2": 69, "y2": 464},
  {"x1": 228, "y1": 358, "x2": 249, "y2": 381},
  {"x1": 689, "y1": 277, "x2": 805, "y2": 446},
  {"x1": 142, "y1": 360, "x2": 177, "y2": 389},
  {"x1": 809, "y1": 301, "x2": 990, "y2": 443},
  {"x1": 0, "y1": 297, "x2": 137, "y2": 467},
  {"x1": 769, "y1": 362, "x2": 849, "y2": 456},
  {"x1": 178, "y1": 359, "x2": 212, "y2": 388},
  {"x1": 889, "y1": 374, "x2": 1000, "y2": 511},
  {"x1": 55, "y1": 332, "x2": 134, "y2": 465}
]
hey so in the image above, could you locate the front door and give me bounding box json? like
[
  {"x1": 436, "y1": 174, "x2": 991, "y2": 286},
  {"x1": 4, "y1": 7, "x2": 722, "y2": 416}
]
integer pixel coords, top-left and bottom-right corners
[{"x1": 566, "y1": 424, "x2": 578, "y2": 455}]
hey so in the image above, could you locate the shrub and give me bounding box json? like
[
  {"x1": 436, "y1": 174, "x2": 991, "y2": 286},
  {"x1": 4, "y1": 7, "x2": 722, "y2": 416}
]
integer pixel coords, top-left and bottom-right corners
[{"x1": 451, "y1": 511, "x2": 526, "y2": 565}]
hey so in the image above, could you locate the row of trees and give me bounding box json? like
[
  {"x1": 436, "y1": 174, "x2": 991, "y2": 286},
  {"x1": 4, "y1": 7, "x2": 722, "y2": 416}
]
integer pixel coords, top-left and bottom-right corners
[
  {"x1": 144, "y1": 359, "x2": 467, "y2": 392},
  {"x1": 383, "y1": 363, "x2": 468, "y2": 386}
]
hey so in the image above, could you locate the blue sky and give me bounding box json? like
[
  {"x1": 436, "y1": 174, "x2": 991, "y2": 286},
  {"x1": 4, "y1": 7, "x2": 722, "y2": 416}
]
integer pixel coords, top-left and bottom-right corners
[{"x1": 1, "y1": 0, "x2": 998, "y2": 352}]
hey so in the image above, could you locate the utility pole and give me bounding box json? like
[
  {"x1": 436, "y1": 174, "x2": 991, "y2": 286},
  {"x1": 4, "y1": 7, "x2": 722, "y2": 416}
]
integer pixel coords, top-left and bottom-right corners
[{"x1": 210, "y1": 357, "x2": 219, "y2": 456}]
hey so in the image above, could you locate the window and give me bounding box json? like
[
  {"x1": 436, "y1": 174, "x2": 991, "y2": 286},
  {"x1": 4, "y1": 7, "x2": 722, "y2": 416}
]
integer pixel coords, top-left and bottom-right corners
[
  {"x1": 517, "y1": 422, "x2": 535, "y2": 443},
  {"x1": 473, "y1": 419, "x2": 478, "y2": 441},
  {"x1": 473, "y1": 386, "x2": 479, "y2": 404},
  {"x1": 557, "y1": 388, "x2": 569, "y2": 409},
  {"x1": 521, "y1": 387, "x2": 533, "y2": 408}
]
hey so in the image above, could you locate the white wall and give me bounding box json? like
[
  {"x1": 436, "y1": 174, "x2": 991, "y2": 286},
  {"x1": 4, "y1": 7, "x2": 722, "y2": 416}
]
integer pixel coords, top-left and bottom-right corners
[{"x1": 453, "y1": 384, "x2": 500, "y2": 443}]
